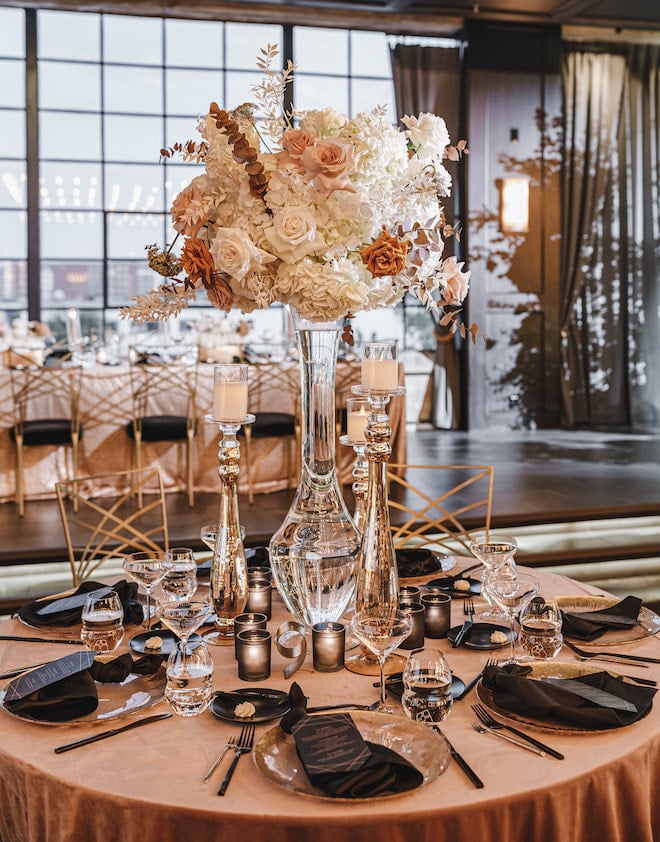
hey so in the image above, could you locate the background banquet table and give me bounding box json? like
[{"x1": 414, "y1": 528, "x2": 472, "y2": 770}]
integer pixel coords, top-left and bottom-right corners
[
  {"x1": 0, "y1": 360, "x2": 406, "y2": 504},
  {"x1": 0, "y1": 563, "x2": 658, "y2": 842}
]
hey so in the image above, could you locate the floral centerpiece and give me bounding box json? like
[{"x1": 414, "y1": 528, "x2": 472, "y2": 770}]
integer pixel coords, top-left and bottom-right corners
[
  {"x1": 120, "y1": 44, "x2": 471, "y2": 335},
  {"x1": 0, "y1": 318, "x2": 53, "y2": 367},
  {"x1": 192, "y1": 312, "x2": 250, "y2": 363}
]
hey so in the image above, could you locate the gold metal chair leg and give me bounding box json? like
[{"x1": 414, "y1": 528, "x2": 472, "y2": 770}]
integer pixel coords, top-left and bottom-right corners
[
  {"x1": 134, "y1": 432, "x2": 143, "y2": 508},
  {"x1": 15, "y1": 439, "x2": 24, "y2": 518},
  {"x1": 187, "y1": 432, "x2": 194, "y2": 507}
]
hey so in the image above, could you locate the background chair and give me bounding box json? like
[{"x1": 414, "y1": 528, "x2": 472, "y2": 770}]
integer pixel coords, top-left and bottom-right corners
[
  {"x1": 55, "y1": 467, "x2": 169, "y2": 586},
  {"x1": 239, "y1": 362, "x2": 300, "y2": 504},
  {"x1": 9, "y1": 360, "x2": 84, "y2": 517},
  {"x1": 126, "y1": 351, "x2": 198, "y2": 506},
  {"x1": 387, "y1": 463, "x2": 495, "y2": 556}
]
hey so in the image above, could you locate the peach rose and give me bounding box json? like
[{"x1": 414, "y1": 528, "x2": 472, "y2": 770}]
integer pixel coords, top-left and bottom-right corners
[
  {"x1": 438, "y1": 257, "x2": 470, "y2": 305},
  {"x1": 300, "y1": 139, "x2": 357, "y2": 196},
  {"x1": 205, "y1": 276, "x2": 233, "y2": 312},
  {"x1": 180, "y1": 237, "x2": 215, "y2": 287},
  {"x1": 360, "y1": 232, "x2": 409, "y2": 278},
  {"x1": 277, "y1": 128, "x2": 317, "y2": 169}
]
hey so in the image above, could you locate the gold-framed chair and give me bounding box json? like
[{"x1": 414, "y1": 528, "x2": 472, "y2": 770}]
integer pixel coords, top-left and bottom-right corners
[
  {"x1": 8, "y1": 359, "x2": 84, "y2": 517},
  {"x1": 125, "y1": 351, "x2": 198, "y2": 507},
  {"x1": 387, "y1": 463, "x2": 495, "y2": 556},
  {"x1": 239, "y1": 362, "x2": 301, "y2": 504},
  {"x1": 55, "y1": 467, "x2": 169, "y2": 586}
]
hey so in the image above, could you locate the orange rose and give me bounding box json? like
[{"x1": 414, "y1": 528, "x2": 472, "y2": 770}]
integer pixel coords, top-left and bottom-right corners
[
  {"x1": 180, "y1": 238, "x2": 215, "y2": 287},
  {"x1": 205, "y1": 276, "x2": 233, "y2": 312},
  {"x1": 360, "y1": 232, "x2": 409, "y2": 278},
  {"x1": 171, "y1": 183, "x2": 211, "y2": 237}
]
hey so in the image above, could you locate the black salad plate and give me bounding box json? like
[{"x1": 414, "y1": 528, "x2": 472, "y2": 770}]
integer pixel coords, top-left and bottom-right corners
[
  {"x1": 445, "y1": 622, "x2": 515, "y2": 650},
  {"x1": 211, "y1": 688, "x2": 290, "y2": 723},
  {"x1": 425, "y1": 577, "x2": 482, "y2": 598},
  {"x1": 382, "y1": 672, "x2": 466, "y2": 701},
  {"x1": 128, "y1": 629, "x2": 203, "y2": 656}
]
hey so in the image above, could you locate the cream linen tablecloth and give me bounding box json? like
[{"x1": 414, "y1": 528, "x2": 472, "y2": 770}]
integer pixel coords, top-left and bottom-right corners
[
  {"x1": 0, "y1": 564, "x2": 658, "y2": 842},
  {"x1": 0, "y1": 361, "x2": 406, "y2": 503}
]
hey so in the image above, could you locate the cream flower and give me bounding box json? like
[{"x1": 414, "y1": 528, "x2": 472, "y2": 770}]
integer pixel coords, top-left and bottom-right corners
[
  {"x1": 436, "y1": 257, "x2": 471, "y2": 305},
  {"x1": 300, "y1": 140, "x2": 358, "y2": 196},
  {"x1": 264, "y1": 207, "x2": 325, "y2": 262},
  {"x1": 401, "y1": 113, "x2": 450, "y2": 159},
  {"x1": 210, "y1": 227, "x2": 276, "y2": 281}
]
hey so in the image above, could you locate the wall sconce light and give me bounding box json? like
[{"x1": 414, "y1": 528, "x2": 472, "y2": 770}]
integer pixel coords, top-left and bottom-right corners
[{"x1": 500, "y1": 176, "x2": 529, "y2": 233}]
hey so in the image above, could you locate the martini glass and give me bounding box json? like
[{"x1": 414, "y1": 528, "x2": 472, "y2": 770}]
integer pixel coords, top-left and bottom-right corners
[
  {"x1": 351, "y1": 609, "x2": 413, "y2": 715},
  {"x1": 469, "y1": 533, "x2": 518, "y2": 620},
  {"x1": 158, "y1": 597, "x2": 213, "y2": 655},
  {"x1": 486, "y1": 570, "x2": 539, "y2": 664},
  {"x1": 123, "y1": 551, "x2": 173, "y2": 631}
]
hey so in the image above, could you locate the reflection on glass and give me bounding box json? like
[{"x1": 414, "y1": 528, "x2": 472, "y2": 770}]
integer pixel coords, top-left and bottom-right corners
[
  {"x1": 39, "y1": 162, "x2": 103, "y2": 211},
  {"x1": 0, "y1": 162, "x2": 26, "y2": 209},
  {"x1": 41, "y1": 264, "x2": 104, "y2": 307}
]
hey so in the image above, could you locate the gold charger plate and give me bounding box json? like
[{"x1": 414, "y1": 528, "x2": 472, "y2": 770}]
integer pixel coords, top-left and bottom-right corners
[
  {"x1": 476, "y1": 660, "x2": 652, "y2": 733},
  {"x1": 556, "y1": 595, "x2": 660, "y2": 645},
  {"x1": 254, "y1": 709, "x2": 451, "y2": 801},
  {"x1": 0, "y1": 661, "x2": 167, "y2": 726}
]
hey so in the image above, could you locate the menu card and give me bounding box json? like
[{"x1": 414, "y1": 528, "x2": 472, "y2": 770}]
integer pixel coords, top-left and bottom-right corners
[
  {"x1": 291, "y1": 713, "x2": 372, "y2": 777},
  {"x1": 4, "y1": 651, "x2": 95, "y2": 704}
]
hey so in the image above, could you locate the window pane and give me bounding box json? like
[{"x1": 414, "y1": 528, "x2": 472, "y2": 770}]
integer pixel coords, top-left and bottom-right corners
[
  {"x1": 107, "y1": 260, "x2": 163, "y2": 306},
  {"x1": 0, "y1": 111, "x2": 25, "y2": 158},
  {"x1": 40, "y1": 112, "x2": 102, "y2": 160},
  {"x1": 351, "y1": 31, "x2": 391, "y2": 77},
  {"x1": 39, "y1": 11, "x2": 100, "y2": 61},
  {"x1": 226, "y1": 71, "x2": 269, "y2": 109},
  {"x1": 225, "y1": 23, "x2": 282, "y2": 69},
  {"x1": 104, "y1": 115, "x2": 163, "y2": 163},
  {"x1": 41, "y1": 262, "x2": 103, "y2": 306},
  {"x1": 166, "y1": 68, "x2": 222, "y2": 116},
  {"x1": 40, "y1": 162, "x2": 103, "y2": 210},
  {"x1": 165, "y1": 20, "x2": 224, "y2": 68},
  {"x1": 166, "y1": 117, "x2": 205, "y2": 149},
  {"x1": 294, "y1": 75, "x2": 349, "y2": 114},
  {"x1": 294, "y1": 28, "x2": 348, "y2": 75},
  {"x1": 165, "y1": 162, "x2": 204, "y2": 207},
  {"x1": 39, "y1": 61, "x2": 101, "y2": 111},
  {"x1": 40, "y1": 210, "x2": 103, "y2": 259},
  {"x1": 0, "y1": 8, "x2": 24, "y2": 58},
  {"x1": 0, "y1": 60, "x2": 24, "y2": 108},
  {"x1": 103, "y1": 15, "x2": 162, "y2": 66},
  {"x1": 104, "y1": 66, "x2": 163, "y2": 115},
  {"x1": 0, "y1": 260, "x2": 27, "y2": 308},
  {"x1": 105, "y1": 163, "x2": 165, "y2": 212},
  {"x1": 107, "y1": 212, "x2": 164, "y2": 258},
  {"x1": 0, "y1": 161, "x2": 26, "y2": 208},
  {"x1": 351, "y1": 79, "x2": 395, "y2": 120},
  {"x1": 0, "y1": 210, "x2": 26, "y2": 258}
]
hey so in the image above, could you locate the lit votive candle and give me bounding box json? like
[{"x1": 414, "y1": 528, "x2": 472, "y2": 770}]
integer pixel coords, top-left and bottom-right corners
[
  {"x1": 361, "y1": 341, "x2": 398, "y2": 392},
  {"x1": 213, "y1": 364, "x2": 248, "y2": 422},
  {"x1": 346, "y1": 397, "x2": 369, "y2": 444}
]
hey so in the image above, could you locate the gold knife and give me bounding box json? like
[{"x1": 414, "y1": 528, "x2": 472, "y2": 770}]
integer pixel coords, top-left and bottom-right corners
[{"x1": 54, "y1": 713, "x2": 172, "y2": 753}]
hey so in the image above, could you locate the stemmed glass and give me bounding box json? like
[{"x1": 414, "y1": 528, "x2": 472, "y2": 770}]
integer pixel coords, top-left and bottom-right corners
[
  {"x1": 123, "y1": 551, "x2": 173, "y2": 631},
  {"x1": 351, "y1": 609, "x2": 413, "y2": 715},
  {"x1": 157, "y1": 597, "x2": 213, "y2": 655},
  {"x1": 469, "y1": 533, "x2": 518, "y2": 620},
  {"x1": 161, "y1": 547, "x2": 198, "y2": 603},
  {"x1": 486, "y1": 571, "x2": 539, "y2": 664}
]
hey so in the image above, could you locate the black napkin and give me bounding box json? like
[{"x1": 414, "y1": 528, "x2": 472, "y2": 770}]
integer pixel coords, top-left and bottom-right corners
[
  {"x1": 4, "y1": 652, "x2": 162, "y2": 723},
  {"x1": 281, "y1": 683, "x2": 423, "y2": 798},
  {"x1": 18, "y1": 580, "x2": 143, "y2": 628},
  {"x1": 396, "y1": 548, "x2": 444, "y2": 578},
  {"x1": 561, "y1": 595, "x2": 642, "y2": 641},
  {"x1": 482, "y1": 663, "x2": 655, "y2": 729}
]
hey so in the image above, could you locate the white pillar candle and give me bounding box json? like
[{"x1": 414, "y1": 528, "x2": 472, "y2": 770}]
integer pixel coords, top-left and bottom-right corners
[
  {"x1": 66, "y1": 308, "x2": 81, "y2": 345},
  {"x1": 347, "y1": 407, "x2": 369, "y2": 444},
  {"x1": 361, "y1": 358, "x2": 398, "y2": 391},
  {"x1": 213, "y1": 381, "x2": 248, "y2": 422}
]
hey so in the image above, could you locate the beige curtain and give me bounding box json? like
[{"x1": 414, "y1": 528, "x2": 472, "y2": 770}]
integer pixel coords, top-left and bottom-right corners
[
  {"x1": 560, "y1": 45, "x2": 660, "y2": 431},
  {"x1": 390, "y1": 44, "x2": 464, "y2": 429}
]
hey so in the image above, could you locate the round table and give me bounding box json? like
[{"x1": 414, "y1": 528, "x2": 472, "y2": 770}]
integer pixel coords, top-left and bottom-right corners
[{"x1": 0, "y1": 563, "x2": 658, "y2": 842}]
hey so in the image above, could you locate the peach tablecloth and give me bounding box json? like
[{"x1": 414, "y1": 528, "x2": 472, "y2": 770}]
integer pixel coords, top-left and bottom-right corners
[
  {"x1": 0, "y1": 361, "x2": 406, "y2": 504},
  {"x1": 0, "y1": 564, "x2": 658, "y2": 842}
]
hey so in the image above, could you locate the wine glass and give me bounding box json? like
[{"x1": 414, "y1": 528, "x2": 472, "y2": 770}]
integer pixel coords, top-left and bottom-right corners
[
  {"x1": 401, "y1": 647, "x2": 453, "y2": 724},
  {"x1": 519, "y1": 595, "x2": 563, "y2": 660},
  {"x1": 351, "y1": 609, "x2": 413, "y2": 715},
  {"x1": 469, "y1": 533, "x2": 518, "y2": 620},
  {"x1": 161, "y1": 547, "x2": 198, "y2": 603},
  {"x1": 80, "y1": 590, "x2": 124, "y2": 653},
  {"x1": 123, "y1": 551, "x2": 173, "y2": 631},
  {"x1": 486, "y1": 570, "x2": 539, "y2": 664},
  {"x1": 158, "y1": 597, "x2": 213, "y2": 654}
]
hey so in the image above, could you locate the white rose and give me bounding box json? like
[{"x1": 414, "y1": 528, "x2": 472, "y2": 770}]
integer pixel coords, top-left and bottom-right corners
[
  {"x1": 401, "y1": 113, "x2": 450, "y2": 159},
  {"x1": 210, "y1": 227, "x2": 275, "y2": 281},
  {"x1": 264, "y1": 207, "x2": 325, "y2": 262}
]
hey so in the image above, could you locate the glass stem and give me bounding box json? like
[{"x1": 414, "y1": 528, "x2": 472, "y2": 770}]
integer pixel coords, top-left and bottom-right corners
[
  {"x1": 144, "y1": 589, "x2": 151, "y2": 631},
  {"x1": 378, "y1": 656, "x2": 387, "y2": 708},
  {"x1": 508, "y1": 614, "x2": 516, "y2": 662}
]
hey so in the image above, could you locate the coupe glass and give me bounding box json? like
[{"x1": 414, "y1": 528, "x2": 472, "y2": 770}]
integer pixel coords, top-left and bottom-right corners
[
  {"x1": 123, "y1": 551, "x2": 173, "y2": 631},
  {"x1": 469, "y1": 533, "x2": 518, "y2": 620},
  {"x1": 401, "y1": 647, "x2": 453, "y2": 724},
  {"x1": 158, "y1": 597, "x2": 213, "y2": 654},
  {"x1": 487, "y1": 570, "x2": 539, "y2": 664},
  {"x1": 80, "y1": 590, "x2": 124, "y2": 653},
  {"x1": 519, "y1": 595, "x2": 563, "y2": 660},
  {"x1": 351, "y1": 609, "x2": 413, "y2": 715},
  {"x1": 292, "y1": 548, "x2": 356, "y2": 629},
  {"x1": 161, "y1": 547, "x2": 198, "y2": 603}
]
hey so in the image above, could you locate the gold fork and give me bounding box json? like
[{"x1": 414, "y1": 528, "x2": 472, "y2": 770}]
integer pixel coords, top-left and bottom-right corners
[{"x1": 202, "y1": 735, "x2": 238, "y2": 782}]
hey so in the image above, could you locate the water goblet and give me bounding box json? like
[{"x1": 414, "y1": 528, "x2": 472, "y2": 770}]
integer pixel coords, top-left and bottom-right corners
[
  {"x1": 401, "y1": 647, "x2": 453, "y2": 724},
  {"x1": 351, "y1": 609, "x2": 413, "y2": 715},
  {"x1": 80, "y1": 590, "x2": 124, "y2": 653},
  {"x1": 469, "y1": 533, "x2": 518, "y2": 621},
  {"x1": 486, "y1": 571, "x2": 539, "y2": 664},
  {"x1": 158, "y1": 597, "x2": 213, "y2": 655},
  {"x1": 519, "y1": 595, "x2": 563, "y2": 660},
  {"x1": 123, "y1": 551, "x2": 173, "y2": 631},
  {"x1": 165, "y1": 642, "x2": 214, "y2": 717},
  {"x1": 161, "y1": 547, "x2": 198, "y2": 603}
]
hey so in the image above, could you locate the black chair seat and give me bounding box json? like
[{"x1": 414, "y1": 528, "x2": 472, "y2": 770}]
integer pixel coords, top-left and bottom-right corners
[
  {"x1": 126, "y1": 415, "x2": 189, "y2": 442},
  {"x1": 10, "y1": 419, "x2": 82, "y2": 446},
  {"x1": 239, "y1": 412, "x2": 296, "y2": 438}
]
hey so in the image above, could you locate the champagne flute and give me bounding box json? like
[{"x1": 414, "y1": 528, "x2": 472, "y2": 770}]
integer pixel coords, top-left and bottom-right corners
[
  {"x1": 486, "y1": 571, "x2": 539, "y2": 664},
  {"x1": 123, "y1": 551, "x2": 173, "y2": 631},
  {"x1": 351, "y1": 609, "x2": 413, "y2": 715}
]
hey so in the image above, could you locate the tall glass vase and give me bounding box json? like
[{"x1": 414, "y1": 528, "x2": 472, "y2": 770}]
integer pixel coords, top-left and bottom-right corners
[{"x1": 269, "y1": 310, "x2": 361, "y2": 625}]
